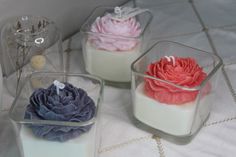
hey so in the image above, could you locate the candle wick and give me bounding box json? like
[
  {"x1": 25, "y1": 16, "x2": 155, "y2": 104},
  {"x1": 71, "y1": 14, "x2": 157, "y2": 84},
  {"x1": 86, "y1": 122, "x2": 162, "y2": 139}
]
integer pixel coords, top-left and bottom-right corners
[
  {"x1": 114, "y1": 6, "x2": 122, "y2": 18},
  {"x1": 165, "y1": 56, "x2": 171, "y2": 62},
  {"x1": 56, "y1": 87, "x2": 59, "y2": 95},
  {"x1": 170, "y1": 56, "x2": 175, "y2": 66},
  {"x1": 53, "y1": 80, "x2": 65, "y2": 95},
  {"x1": 164, "y1": 56, "x2": 175, "y2": 66}
]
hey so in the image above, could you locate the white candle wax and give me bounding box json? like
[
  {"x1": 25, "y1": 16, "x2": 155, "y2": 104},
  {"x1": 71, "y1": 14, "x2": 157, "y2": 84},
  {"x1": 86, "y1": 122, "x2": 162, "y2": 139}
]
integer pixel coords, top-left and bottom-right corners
[
  {"x1": 84, "y1": 42, "x2": 141, "y2": 82},
  {"x1": 134, "y1": 83, "x2": 211, "y2": 136},
  {"x1": 20, "y1": 126, "x2": 96, "y2": 157}
]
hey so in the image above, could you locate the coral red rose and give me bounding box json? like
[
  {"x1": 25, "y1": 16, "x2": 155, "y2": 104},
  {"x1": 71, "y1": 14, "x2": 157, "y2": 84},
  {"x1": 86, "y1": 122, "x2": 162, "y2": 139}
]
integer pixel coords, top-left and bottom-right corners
[{"x1": 144, "y1": 57, "x2": 209, "y2": 104}]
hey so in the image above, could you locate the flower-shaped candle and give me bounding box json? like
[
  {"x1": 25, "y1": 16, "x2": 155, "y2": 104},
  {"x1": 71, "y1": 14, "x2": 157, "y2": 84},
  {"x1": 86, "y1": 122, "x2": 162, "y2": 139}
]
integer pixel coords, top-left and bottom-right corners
[
  {"x1": 89, "y1": 13, "x2": 141, "y2": 51},
  {"x1": 145, "y1": 56, "x2": 210, "y2": 105},
  {"x1": 131, "y1": 41, "x2": 222, "y2": 141},
  {"x1": 25, "y1": 81, "x2": 96, "y2": 142},
  {"x1": 81, "y1": 6, "x2": 152, "y2": 86},
  {"x1": 9, "y1": 72, "x2": 103, "y2": 157}
]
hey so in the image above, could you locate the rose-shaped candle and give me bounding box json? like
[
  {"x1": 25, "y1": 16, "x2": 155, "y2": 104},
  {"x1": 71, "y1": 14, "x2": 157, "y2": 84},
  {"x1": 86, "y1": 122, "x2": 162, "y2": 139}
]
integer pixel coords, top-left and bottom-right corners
[
  {"x1": 89, "y1": 13, "x2": 141, "y2": 51},
  {"x1": 24, "y1": 82, "x2": 96, "y2": 142},
  {"x1": 81, "y1": 7, "x2": 152, "y2": 84},
  {"x1": 144, "y1": 56, "x2": 210, "y2": 104}
]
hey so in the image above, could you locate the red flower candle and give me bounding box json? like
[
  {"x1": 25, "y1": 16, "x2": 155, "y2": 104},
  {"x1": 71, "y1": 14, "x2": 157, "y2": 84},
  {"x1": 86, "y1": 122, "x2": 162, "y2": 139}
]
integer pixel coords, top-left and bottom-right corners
[
  {"x1": 144, "y1": 56, "x2": 210, "y2": 104},
  {"x1": 132, "y1": 41, "x2": 222, "y2": 138}
]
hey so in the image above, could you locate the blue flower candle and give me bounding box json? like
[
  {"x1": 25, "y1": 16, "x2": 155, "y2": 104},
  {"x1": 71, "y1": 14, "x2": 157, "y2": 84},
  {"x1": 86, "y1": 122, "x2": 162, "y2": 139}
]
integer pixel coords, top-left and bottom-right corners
[{"x1": 25, "y1": 81, "x2": 96, "y2": 142}]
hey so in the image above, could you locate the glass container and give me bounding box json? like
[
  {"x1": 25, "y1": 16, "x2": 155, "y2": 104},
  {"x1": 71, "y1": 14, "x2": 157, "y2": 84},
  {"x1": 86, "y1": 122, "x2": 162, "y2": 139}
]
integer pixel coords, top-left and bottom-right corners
[
  {"x1": 1, "y1": 15, "x2": 63, "y2": 96},
  {"x1": 0, "y1": 63, "x2": 2, "y2": 110},
  {"x1": 131, "y1": 41, "x2": 222, "y2": 143},
  {"x1": 9, "y1": 72, "x2": 103, "y2": 157},
  {"x1": 81, "y1": 6, "x2": 152, "y2": 88}
]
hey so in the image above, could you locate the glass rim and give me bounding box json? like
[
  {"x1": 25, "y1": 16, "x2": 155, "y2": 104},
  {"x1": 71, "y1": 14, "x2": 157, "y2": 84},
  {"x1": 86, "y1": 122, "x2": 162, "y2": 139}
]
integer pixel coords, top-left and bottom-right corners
[
  {"x1": 7, "y1": 15, "x2": 59, "y2": 36},
  {"x1": 9, "y1": 72, "x2": 104, "y2": 127},
  {"x1": 131, "y1": 40, "x2": 223, "y2": 91},
  {"x1": 80, "y1": 6, "x2": 153, "y2": 39}
]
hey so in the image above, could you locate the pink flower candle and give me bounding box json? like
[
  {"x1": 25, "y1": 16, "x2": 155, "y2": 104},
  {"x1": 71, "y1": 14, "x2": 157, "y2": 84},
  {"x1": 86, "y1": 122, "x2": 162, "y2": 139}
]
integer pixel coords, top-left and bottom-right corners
[
  {"x1": 81, "y1": 7, "x2": 152, "y2": 86},
  {"x1": 89, "y1": 13, "x2": 141, "y2": 51}
]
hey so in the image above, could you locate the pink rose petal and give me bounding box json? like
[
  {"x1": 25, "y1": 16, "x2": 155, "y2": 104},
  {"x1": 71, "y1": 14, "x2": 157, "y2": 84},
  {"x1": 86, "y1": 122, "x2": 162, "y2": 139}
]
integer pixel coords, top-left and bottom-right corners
[{"x1": 89, "y1": 13, "x2": 141, "y2": 51}]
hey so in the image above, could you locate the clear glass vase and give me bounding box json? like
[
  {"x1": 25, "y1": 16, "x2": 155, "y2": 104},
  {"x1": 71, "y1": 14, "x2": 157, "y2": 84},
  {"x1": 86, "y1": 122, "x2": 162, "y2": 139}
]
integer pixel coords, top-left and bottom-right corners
[
  {"x1": 131, "y1": 41, "x2": 222, "y2": 143},
  {"x1": 81, "y1": 6, "x2": 152, "y2": 88},
  {"x1": 9, "y1": 72, "x2": 103, "y2": 157},
  {"x1": 1, "y1": 15, "x2": 63, "y2": 96}
]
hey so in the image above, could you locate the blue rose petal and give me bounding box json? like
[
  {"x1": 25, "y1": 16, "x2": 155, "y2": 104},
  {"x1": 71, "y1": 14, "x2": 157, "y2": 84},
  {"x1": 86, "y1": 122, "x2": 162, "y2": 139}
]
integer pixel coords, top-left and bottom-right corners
[{"x1": 24, "y1": 82, "x2": 96, "y2": 142}]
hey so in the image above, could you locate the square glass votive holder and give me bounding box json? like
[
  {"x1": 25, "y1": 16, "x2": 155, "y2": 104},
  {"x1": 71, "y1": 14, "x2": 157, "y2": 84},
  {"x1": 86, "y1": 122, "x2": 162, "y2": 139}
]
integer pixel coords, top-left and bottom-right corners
[
  {"x1": 0, "y1": 64, "x2": 2, "y2": 111},
  {"x1": 131, "y1": 41, "x2": 222, "y2": 143},
  {"x1": 9, "y1": 72, "x2": 103, "y2": 157},
  {"x1": 1, "y1": 15, "x2": 63, "y2": 96},
  {"x1": 81, "y1": 6, "x2": 152, "y2": 88}
]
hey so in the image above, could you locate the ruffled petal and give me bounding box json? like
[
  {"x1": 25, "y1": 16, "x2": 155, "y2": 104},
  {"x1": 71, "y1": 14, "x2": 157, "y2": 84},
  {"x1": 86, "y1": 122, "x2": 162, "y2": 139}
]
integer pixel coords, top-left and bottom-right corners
[
  {"x1": 24, "y1": 82, "x2": 96, "y2": 142},
  {"x1": 144, "y1": 57, "x2": 210, "y2": 104}
]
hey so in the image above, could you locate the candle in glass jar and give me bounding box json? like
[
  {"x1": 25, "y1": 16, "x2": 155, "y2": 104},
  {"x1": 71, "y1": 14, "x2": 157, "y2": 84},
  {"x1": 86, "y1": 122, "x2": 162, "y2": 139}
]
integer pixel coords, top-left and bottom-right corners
[
  {"x1": 85, "y1": 11, "x2": 141, "y2": 82},
  {"x1": 20, "y1": 81, "x2": 97, "y2": 157},
  {"x1": 81, "y1": 7, "x2": 152, "y2": 84},
  {"x1": 134, "y1": 56, "x2": 211, "y2": 136}
]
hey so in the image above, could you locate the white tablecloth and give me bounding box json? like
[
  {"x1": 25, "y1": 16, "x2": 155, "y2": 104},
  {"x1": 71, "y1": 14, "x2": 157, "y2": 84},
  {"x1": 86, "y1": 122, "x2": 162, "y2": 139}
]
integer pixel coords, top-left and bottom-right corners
[{"x1": 1, "y1": 0, "x2": 236, "y2": 157}]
